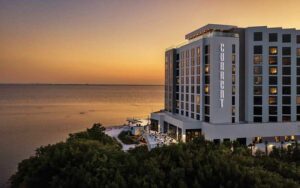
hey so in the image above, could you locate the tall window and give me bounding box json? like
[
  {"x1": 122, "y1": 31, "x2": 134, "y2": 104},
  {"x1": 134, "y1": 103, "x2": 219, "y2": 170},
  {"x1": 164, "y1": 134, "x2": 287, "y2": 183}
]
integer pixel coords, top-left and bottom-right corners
[{"x1": 297, "y1": 35, "x2": 300, "y2": 44}]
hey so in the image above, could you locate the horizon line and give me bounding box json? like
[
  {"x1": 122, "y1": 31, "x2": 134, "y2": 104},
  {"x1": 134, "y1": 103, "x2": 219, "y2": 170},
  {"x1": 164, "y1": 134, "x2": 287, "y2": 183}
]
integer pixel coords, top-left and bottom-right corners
[{"x1": 0, "y1": 83, "x2": 164, "y2": 86}]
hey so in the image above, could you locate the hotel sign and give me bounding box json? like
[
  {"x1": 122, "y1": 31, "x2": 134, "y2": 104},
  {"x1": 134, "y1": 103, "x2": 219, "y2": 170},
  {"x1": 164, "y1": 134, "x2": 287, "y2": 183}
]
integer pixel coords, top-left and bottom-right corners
[{"x1": 220, "y1": 43, "x2": 225, "y2": 108}]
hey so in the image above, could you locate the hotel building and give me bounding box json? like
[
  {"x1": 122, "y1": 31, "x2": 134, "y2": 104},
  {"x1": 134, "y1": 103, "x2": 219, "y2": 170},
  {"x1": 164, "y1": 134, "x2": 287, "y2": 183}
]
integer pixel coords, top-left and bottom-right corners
[{"x1": 151, "y1": 24, "x2": 300, "y2": 146}]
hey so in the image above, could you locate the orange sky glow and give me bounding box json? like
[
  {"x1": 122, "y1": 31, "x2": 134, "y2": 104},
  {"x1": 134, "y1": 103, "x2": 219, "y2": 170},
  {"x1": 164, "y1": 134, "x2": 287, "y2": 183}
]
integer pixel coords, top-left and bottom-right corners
[{"x1": 1, "y1": 0, "x2": 300, "y2": 84}]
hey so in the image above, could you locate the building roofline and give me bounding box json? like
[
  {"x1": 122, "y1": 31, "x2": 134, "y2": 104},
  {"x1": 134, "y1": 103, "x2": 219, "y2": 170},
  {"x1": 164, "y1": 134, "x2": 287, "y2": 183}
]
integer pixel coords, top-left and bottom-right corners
[{"x1": 185, "y1": 24, "x2": 237, "y2": 40}]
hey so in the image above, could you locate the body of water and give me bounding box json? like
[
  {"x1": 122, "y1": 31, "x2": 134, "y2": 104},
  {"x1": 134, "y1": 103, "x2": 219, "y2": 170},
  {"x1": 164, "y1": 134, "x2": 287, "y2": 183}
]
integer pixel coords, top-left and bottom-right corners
[{"x1": 0, "y1": 84, "x2": 163, "y2": 186}]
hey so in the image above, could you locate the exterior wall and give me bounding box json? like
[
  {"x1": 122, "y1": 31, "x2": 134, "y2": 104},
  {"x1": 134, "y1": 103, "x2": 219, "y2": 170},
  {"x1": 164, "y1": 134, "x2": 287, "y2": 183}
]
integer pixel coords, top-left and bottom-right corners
[
  {"x1": 245, "y1": 27, "x2": 300, "y2": 123},
  {"x1": 165, "y1": 49, "x2": 177, "y2": 113},
  {"x1": 205, "y1": 36, "x2": 239, "y2": 124},
  {"x1": 152, "y1": 24, "x2": 300, "y2": 144}
]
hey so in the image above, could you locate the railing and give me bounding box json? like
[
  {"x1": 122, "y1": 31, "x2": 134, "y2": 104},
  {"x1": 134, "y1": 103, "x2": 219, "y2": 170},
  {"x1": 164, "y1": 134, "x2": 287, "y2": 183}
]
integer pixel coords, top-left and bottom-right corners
[{"x1": 166, "y1": 31, "x2": 239, "y2": 51}]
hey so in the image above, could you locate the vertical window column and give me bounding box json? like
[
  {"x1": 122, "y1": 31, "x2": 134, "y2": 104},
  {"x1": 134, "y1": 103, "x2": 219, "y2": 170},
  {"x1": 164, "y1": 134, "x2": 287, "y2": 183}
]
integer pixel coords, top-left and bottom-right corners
[{"x1": 204, "y1": 45, "x2": 210, "y2": 122}]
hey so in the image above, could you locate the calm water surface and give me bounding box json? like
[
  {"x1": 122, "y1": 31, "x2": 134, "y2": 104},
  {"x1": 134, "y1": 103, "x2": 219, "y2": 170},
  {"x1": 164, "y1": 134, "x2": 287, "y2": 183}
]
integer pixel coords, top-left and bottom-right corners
[{"x1": 0, "y1": 84, "x2": 163, "y2": 186}]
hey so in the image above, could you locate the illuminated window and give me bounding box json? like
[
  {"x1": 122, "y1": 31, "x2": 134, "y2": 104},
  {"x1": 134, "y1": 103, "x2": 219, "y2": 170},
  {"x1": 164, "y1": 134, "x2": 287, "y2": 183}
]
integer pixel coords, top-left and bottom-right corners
[
  {"x1": 269, "y1": 56, "x2": 277, "y2": 64},
  {"x1": 297, "y1": 97, "x2": 300, "y2": 104},
  {"x1": 191, "y1": 48, "x2": 195, "y2": 57},
  {"x1": 254, "y1": 55, "x2": 262, "y2": 64},
  {"x1": 269, "y1": 47, "x2": 277, "y2": 55},
  {"x1": 269, "y1": 87, "x2": 277, "y2": 95},
  {"x1": 232, "y1": 65, "x2": 236, "y2": 74},
  {"x1": 204, "y1": 85, "x2": 209, "y2": 94},
  {"x1": 253, "y1": 66, "x2": 262, "y2": 74},
  {"x1": 205, "y1": 65, "x2": 210, "y2": 74},
  {"x1": 232, "y1": 54, "x2": 236, "y2": 63},
  {"x1": 297, "y1": 48, "x2": 300, "y2": 56},
  {"x1": 232, "y1": 86, "x2": 235, "y2": 94},
  {"x1": 269, "y1": 67, "x2": 277, "y2": 75},
  {"x1": 291, "y1": 135, "x2": 295, "y2": 141},
  {"x1": 269, "y1": 96, "x2": 277, "y2": 105},
  {"x1": 275, "y1": 136, "x2": 280, "y2": 142},
  {"x1": 254, "y1": 76, "x2": 262, "y2": 85},
  {"x1": 196, "y1": 95, "x2": 200, "y2": 105},
  {"x1": 197, "y1": 47, "x2": 200, "y2": 55}
]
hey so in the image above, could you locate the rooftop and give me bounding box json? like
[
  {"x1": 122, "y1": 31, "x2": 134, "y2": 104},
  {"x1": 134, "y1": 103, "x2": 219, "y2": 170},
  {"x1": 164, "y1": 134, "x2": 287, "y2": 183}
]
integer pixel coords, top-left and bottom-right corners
[{"x1": 185, "y1": 24, "x2": 237, "y2": 40}]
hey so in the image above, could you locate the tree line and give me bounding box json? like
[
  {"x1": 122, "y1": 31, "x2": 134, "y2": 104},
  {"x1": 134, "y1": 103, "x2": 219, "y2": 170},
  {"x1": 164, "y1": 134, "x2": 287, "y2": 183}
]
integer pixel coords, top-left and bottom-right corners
[{"x1": 10, "y1": 124, "x2": 300, "y2": 188}]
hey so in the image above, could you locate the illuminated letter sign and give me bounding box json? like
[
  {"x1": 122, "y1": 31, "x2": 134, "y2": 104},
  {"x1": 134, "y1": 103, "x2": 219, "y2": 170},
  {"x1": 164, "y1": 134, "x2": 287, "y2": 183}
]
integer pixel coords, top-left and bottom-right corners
[{"x1": 220, "y1": 43, "x2": 225, "y2": 108}]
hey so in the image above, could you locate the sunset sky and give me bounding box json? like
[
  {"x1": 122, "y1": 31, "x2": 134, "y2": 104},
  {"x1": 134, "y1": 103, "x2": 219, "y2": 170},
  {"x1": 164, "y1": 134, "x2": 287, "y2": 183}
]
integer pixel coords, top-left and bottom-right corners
[{"x1": 1, "y1": 0, "x2": 300, "y2": 84}]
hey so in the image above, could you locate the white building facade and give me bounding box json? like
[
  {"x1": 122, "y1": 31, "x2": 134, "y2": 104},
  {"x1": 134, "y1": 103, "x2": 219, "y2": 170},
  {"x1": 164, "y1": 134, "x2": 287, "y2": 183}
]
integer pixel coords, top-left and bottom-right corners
[{"x1": 151, "y1": 24, "x2": 300, "y2": 145}]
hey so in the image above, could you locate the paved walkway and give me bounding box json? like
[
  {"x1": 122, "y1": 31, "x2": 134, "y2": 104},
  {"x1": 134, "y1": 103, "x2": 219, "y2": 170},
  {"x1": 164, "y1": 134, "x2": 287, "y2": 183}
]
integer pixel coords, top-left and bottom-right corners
[{"x1": 105, "y1": 127, "x2": 136, "y2": 151}]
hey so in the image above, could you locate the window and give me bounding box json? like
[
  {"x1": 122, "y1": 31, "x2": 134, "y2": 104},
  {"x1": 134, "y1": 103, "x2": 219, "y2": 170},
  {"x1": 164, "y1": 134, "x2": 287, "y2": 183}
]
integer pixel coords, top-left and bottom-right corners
[
  {"x1": 269, "y1": 96, "x2": 277, "y2": 105},
  {"x1": 232, "y1": 96, "x2": 235, "y2": 105},
  {"x1": 282, "y1": 116, "x2": 291, "y2": 122},
  {"x1": 282, "y1": 57, "x2": 291, "y2": 65},
  {"x1": 205, "y1": 76, "x2": 210, "y2": 84},
  {"x1": 282, "y1": 34, "x2": 291, "y2": 43},
  {"x1": 282, "y1": 96, "x2": 291, "y2": 104},
  {"x1": 254, "y1": 45, "x2": 263, "y2": 54},
  {"x1": 283, "y1": 77, "x2": 291, "y2": 85},
  {"x1": 205, "y1": 96, "x2": 209, "y2": 104},
  {"x1": 297, "y1": 35, "x2": 300, "y2": 44},
  {"x1": 254, "y1": 32, "x2": 263, "y2": 41},
  {"x1": 232, "y1": 44, "x2": 236, "y2": 53},
  {"x1": 205, "y1": 45, "x2": 210, "y2": 54},
  {"x1": 298, "y1": 87, "x2": 300, "y2": 94},
  {"x1": 254, "y1": 86, "x2": 262, "y2": 95},
  {"x1": 254, "y1": 55, "x2": 263, "y2": 64},
  {"x1": 204, "y1": 85, "x2": 209, "y2": 94},
  {"x1": 283, "y1": 106, "x2": 291, "y2": 114},
  {"x1": 254, "y1": 76, "x2": 262, "y2": 85},
  {"x1": 205, "y1": 116, "x2": 210, "y2": 122},
  {"x1": 282, "y1": 47, "x2": 291, "y2": 56},
  {"x1": 297, "y1": 48, "x2": 300, "y2": 56},
  {"x1": 297, "y1": 96, "x2": 300, "y2": 104},
  {"x1": 253, "y1": 66, "x2": 262, "y2": 74},
  {"x1": 232, "y1": 75, "x2": 235, "y2": 84},
  {"x1": 254, "y1": 106, "x2": 262, "y2": 115},
  {"x1": 254, "y1": 96, "x2": 262, "y2": 105},
  {"x1": 205, "y1": 106, "x2": 210, "y2": 114},
  {"x1": 269, "y1": 106, "x2": 277, "y2": 115},
  {"x1": 205, "y1": 56, "x2": 209, "y2": 64},
  {"x1": 232, "y1": 65, "x2": 236, "y2": 74},
  {"x1": 269, "y1": 116, "x2": 277, "y2": 122},
  {"x1": 269, "y1": 47, "x2": 277, "y2": 55},
  {"x1": 282, "y1": 67, "x2": 291, "y2": 75},
  {"x1": 298, "y1": 106, "x2": 300, "y2": 114},
  {"x1": 205, "y1": 65, "x2": 210, "y2": 74},
  {"x1": 283, "y1": 86, "x2": 291, "y2": 95},
  {"x1": 298, "y1": 67, "x2": 300, "y2": 75},
  {"x1": 269, "y1": 67, "x2": 277, "y2": 75},
  {"x1": 269, "y1": 87, "x2": 277, "y2": 95},
  {"x1": 254, "y1": 116, "x2": 262, "y2": 122},
  {"x1": 269, "y1": 76, "x2": 277, "y2": 85},
  {"x1": 269, "y1": 33, "x2": 277, "y2": 42},
  {"x1": 269, "y1": 56, "x2": 277, "y2": 65}
]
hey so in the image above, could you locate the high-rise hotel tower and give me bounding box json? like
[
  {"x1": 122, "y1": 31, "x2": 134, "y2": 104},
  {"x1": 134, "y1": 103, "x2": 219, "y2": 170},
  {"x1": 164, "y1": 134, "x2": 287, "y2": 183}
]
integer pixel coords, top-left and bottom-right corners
[{"x1": 151, "y1": 24, "x2": 300, "y2": 146}]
